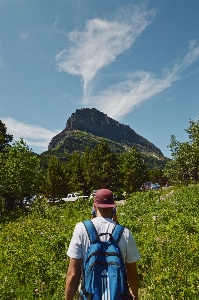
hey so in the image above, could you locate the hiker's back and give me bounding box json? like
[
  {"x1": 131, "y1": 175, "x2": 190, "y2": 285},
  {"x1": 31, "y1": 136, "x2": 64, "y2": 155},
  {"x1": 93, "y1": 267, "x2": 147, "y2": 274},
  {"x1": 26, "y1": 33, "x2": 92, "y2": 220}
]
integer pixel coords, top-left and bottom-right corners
[{"x1": 81, "y1": 220, "x2": 129, "y2": 300}]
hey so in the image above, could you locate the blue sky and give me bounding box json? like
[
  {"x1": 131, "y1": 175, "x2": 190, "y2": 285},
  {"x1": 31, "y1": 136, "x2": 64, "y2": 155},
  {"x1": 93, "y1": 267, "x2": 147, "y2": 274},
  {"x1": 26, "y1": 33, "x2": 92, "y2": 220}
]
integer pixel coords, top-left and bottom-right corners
[{"x1": 1, "y1": 0, "x2": 199, "y2": 158}]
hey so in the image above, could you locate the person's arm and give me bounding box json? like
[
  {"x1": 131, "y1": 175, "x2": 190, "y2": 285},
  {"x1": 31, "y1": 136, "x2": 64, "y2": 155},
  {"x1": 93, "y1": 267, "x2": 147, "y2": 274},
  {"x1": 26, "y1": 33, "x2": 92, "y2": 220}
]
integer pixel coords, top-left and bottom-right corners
[
  {"x1": 65, "y1": 258, "x2": 82, "y2": 300},
  {"x1": 125, "y1": 262, "x2": 139, "y2": 300}
]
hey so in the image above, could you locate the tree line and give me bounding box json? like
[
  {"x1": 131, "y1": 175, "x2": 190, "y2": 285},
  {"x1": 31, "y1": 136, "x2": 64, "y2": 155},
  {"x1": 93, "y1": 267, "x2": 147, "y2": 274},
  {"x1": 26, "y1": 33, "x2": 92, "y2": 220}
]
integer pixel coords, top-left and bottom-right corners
[
  {"x1": 164, "y1": 118, "x2": 199, "y2": 185},
  {"x1": 1, "y1": 118, "x2": 199, "y2": 210}
]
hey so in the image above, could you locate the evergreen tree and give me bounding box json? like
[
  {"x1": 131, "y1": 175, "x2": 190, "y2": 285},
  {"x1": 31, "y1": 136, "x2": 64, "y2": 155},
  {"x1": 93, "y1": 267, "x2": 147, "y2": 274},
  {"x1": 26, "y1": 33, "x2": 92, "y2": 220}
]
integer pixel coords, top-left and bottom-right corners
[
  {"x1": 81, "y1": 146, "x2": 93, "y2": 195},
  {"x1": 164, "y1": 119, "x2": 199, "y2": 184},
  {"x1": 88, "y1": 142, "x2": 120, "y2": 191},
  {"x1": 65, "y1": 151, "x2": 85, "y2": 193},
  {"x1": 120, "y1": 146, "x2": 148, "y2": 194},
  {"x1": 45, "y1": 156, "x2": 67, "y2": 198},
  {"x1": 0, "y1": 120, "x2": 13, "y2": 152}
]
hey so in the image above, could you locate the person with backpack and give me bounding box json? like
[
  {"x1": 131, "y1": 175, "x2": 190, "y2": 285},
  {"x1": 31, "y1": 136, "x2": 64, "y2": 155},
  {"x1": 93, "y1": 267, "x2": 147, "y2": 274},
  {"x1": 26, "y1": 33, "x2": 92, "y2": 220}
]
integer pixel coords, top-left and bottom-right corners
[{"x1": 65, "y1": 189, "x2": 140, "y2": 300}]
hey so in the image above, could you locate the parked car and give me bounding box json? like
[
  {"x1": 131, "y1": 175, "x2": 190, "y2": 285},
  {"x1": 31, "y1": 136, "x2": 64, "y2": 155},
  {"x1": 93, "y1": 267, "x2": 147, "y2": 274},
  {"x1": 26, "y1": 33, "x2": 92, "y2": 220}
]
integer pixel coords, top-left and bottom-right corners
[
  {"x1": 154, "y1": 183, "x2": 161, "y2": 189},
  {"x1": 62, "y1": 193, "x2": 77, "y2": 202},
  {"x1": 23, "y1": 195, "x2": 36, "y2": 206},
  {"x1": 47, "y1": 197, "x2": 63, "y2": 204},
  {"x1": 140, "y1": 182, "x2": 152, "y2": 191},
  {"x1": 62, "y1": 193, "x2": 88, "y2": 202},
  {"x1": 149, "y1": 183, "x2": 160, "y2": 190}
]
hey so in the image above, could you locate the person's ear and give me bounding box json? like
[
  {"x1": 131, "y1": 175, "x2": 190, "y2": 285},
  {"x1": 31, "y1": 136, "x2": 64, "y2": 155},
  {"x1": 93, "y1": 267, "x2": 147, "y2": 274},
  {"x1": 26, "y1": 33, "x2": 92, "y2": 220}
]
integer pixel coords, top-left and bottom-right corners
[{"x1": 94, "y1": 205, "x2": 97, "y2": 210}]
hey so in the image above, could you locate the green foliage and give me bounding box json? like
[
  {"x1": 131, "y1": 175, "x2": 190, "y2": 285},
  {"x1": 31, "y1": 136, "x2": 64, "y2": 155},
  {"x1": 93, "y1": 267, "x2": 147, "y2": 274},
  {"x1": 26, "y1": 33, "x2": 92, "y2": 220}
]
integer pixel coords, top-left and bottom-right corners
[
  {"x1": 1, "y1": 186, "x2": 199, "y2": 299},
  {"x1": 142, "y1": 153, "x2": 170, "y2": 170},
  {"x1": 44, "y1": 156, "x2": 67, "y2": 197},
  {"x1": 48, "y1": 130, "x2": 126, "y2": 155},
  {"x1": 0, "y1": 139, "x2": 41, "y2": 199},
  {"x1": 120, "y1": 147, "x2": 148, "y2": 193},
  {"x1": 118, "y1": 186, "x2": 199, "y2": 299},
  {"x1": 43, "y1": 129, "x2": 166, "y2": 170},
  {"x1": 0, "y1": 198, "x2": 93, "y2": 300},
  {"x1": 149, "y1": 169, "x2": 168, "y2": 186},
  {"x1": 165, "y1": 119, "x2": 199, "y2": 185},
  {"x1": 66, "y1": 151, "x2": 85, "y2": 193},
  {"x1": 0, "y1": 120, "x2": 13, "y2": 152},
  {"x1": 87, "y1": 141, "x2": 120, "y2": 191}
]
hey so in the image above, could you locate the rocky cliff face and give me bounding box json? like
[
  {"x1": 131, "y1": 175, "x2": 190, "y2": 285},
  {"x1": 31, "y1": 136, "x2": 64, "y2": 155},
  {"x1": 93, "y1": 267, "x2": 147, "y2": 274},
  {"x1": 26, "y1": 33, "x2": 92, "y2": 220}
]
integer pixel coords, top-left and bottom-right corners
[{"x1": 48, "y1": 108, "x2": 163, "y2": 156}]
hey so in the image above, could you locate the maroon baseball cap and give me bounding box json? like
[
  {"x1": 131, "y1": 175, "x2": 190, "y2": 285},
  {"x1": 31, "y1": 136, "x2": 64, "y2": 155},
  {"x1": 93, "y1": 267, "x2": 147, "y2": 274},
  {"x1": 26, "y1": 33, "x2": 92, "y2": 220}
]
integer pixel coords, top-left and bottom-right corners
[{"x1": 94, "y1": 189, "x2": 115, "y2": 208}]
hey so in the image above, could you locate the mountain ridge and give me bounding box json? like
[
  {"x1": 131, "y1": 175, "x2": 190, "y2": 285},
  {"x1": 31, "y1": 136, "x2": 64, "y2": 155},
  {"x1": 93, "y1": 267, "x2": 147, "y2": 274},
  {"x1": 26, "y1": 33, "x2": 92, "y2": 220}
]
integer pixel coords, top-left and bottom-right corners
[{"x1": 48, "y1": 108, "x2": 164, "y2": 156}]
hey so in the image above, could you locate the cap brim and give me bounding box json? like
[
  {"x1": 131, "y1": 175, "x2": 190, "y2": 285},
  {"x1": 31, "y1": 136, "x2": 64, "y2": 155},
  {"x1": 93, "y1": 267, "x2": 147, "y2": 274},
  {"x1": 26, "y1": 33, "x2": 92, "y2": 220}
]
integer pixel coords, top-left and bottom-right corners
[{"x1": 95, "y1": 203, "x2": 116, "y2": 208}]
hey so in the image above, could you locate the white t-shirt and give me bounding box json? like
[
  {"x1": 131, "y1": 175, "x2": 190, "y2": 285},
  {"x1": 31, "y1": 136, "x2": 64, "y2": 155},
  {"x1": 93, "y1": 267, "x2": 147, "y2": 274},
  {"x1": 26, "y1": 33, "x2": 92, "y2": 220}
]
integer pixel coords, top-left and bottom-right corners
[{"x1": 67, "y1": 217, "x2": 140, "y2": 263}]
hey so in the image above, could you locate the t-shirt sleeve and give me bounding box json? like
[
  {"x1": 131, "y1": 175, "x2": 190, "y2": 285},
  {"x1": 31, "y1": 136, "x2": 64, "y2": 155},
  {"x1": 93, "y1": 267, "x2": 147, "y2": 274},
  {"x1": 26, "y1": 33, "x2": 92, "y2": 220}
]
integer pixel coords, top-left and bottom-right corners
[
  {"x1": 125, "y1": 230, "x2": 141, "y2": 263},
  {"x1": 67, "y1": 223, "x2": 83, "y2": 259}
]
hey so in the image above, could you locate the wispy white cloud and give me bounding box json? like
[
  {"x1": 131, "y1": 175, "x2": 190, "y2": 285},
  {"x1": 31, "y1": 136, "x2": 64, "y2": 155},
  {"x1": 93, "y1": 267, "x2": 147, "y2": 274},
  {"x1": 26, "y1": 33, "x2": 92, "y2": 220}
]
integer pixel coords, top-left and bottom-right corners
[
  {"x1": 2, "y1": 118, "x2": 60, "y2": 153},
  {"x1": 52, "y1": 14, "x2": 59, "y2": 28},
  {"x1": 19, "y1": 32, "x2": 30, "y2": 40},
  {"x1": 54, "y1": 6, "x2": 199, "y2": 123},
  {"x1": 88, "y1": 40, "x2": 199, "y2": 120},
  {"x1": 55, "y1": 6, "x2": 156, "y2": 97}
]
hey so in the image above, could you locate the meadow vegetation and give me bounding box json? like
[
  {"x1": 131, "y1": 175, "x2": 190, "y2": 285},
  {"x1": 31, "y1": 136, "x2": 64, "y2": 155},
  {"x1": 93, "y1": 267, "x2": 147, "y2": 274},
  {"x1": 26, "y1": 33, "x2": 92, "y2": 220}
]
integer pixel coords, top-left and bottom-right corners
[{"x1": 1, "y1": 185, "x2": 198, "y2": 299}]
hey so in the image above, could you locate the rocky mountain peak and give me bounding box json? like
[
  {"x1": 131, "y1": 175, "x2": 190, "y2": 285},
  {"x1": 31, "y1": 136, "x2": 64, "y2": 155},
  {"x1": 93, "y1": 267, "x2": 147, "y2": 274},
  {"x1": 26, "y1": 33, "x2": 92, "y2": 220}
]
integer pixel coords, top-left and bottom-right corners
[{"x1": 48, "y1": 108, "x2": 163, "y2": 156}]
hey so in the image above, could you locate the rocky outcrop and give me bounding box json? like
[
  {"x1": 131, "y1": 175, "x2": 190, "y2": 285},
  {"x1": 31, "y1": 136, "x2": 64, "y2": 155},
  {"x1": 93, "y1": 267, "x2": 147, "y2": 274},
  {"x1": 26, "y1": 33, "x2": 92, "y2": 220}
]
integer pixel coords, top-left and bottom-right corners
[{"x1": 48, "y1": 108, "x2": 163, "y2": 156}]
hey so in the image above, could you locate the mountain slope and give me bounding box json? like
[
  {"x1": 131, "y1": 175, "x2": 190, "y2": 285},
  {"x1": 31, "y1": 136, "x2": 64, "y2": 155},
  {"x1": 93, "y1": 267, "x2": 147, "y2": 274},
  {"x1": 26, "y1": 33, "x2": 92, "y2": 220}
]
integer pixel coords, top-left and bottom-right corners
[{"x1": 48, "y1": 108, "x2": 163, "y2": 156}]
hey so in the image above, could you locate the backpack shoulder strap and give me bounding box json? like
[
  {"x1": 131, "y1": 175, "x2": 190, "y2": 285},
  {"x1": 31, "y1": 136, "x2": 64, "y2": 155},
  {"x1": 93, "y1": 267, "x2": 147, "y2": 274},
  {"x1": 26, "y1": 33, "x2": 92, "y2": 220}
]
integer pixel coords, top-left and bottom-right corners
[
  {"x1": 83, "y1": 220, "x2": 98, "y2": 243},
  {"x1": 112, "y1": 224, "x2": 124, "y2": 243}
]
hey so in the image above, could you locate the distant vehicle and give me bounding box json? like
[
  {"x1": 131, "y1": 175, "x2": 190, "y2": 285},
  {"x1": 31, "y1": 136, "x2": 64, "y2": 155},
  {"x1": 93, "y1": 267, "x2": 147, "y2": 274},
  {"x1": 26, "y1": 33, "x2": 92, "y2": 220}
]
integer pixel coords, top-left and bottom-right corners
[
  {"x1": 149, "y1": 183, "x2": 160, "y2": 191},
  {"x1": 154, "y1": 183, "x2": 161, "y2": 189},
  {"x1": 47, "y1": 197, "x2": 62, "y2": 204},
  {"x1": 140, "y1": 182, "x2": 152, "y2": 191},
  {"x1": 23, "y1": 195, "x2": 36, "y2": 206},
  {"x1": 62, "y1": 193, "x2": 88, "y2": 202},
  {"x1": 62, "y1": 193, "x2": 77, "y2": 202}
]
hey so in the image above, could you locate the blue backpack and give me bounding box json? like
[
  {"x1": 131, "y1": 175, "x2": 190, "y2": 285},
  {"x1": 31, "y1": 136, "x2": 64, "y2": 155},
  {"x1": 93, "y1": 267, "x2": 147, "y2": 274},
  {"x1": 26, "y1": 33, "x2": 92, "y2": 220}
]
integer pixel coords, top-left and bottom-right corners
[{"x1": 80, "y1": 220, "x2": 131, "y2": 300}]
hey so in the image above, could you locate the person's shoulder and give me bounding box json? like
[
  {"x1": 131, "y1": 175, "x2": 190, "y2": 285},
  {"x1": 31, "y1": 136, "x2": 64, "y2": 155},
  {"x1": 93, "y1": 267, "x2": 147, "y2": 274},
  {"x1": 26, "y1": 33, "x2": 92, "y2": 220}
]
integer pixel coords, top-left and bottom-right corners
[{"x1": 74, "y1": 221, "x2": 88, "y2": 231}]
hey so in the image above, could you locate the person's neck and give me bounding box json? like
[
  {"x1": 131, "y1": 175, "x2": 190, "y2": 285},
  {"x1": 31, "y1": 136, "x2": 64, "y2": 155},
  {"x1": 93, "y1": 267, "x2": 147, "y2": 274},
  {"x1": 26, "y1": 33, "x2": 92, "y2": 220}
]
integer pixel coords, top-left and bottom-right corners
[{"x1": 96, "y1": 209, "x2": 112, "y2": 219}]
